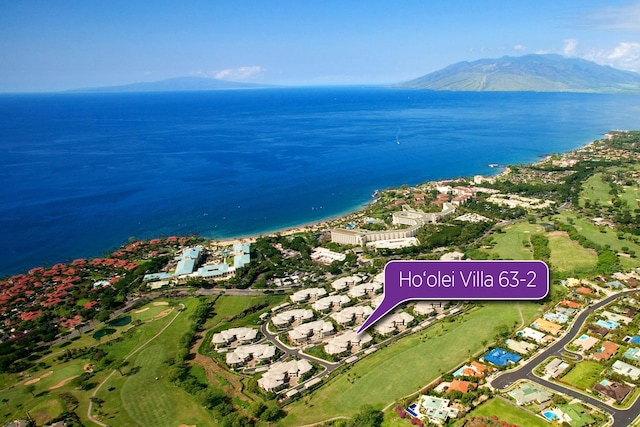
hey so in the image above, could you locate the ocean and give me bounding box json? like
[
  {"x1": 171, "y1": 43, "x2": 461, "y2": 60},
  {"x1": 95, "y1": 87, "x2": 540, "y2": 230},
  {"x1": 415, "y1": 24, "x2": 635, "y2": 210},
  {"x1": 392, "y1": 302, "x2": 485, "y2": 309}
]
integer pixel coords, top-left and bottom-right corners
[{"x1": 2, "y1": 87, "x2": 640, "y2": 275}]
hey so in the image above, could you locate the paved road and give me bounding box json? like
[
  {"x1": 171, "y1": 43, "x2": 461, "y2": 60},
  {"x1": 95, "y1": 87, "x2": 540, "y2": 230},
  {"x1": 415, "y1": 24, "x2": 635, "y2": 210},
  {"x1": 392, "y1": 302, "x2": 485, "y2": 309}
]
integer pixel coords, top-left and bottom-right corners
[{"x1": 490, "y1": 289, "x2": 640, "y2": 427}]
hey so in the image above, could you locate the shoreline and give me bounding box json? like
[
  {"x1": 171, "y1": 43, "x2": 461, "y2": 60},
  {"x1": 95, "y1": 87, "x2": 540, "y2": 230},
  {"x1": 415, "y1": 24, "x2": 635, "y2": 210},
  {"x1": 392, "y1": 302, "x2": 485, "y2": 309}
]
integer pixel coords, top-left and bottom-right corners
[{"x1": 208, "y1": 135, "x2": 601, "y2": 247}]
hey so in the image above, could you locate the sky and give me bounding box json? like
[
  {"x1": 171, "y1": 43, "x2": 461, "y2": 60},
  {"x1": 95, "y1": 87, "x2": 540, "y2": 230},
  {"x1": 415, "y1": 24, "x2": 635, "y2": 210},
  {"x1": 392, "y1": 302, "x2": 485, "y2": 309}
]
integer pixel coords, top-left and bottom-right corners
[{"x1": 2, "y1": 0, "x2": 640, "y2": 92}]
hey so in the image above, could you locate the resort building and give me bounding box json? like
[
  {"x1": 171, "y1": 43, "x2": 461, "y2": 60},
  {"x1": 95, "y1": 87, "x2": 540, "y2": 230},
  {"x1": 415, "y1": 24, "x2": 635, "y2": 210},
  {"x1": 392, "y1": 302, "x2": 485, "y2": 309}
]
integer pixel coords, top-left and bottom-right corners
[
  {"x1": 290, "y1": 287, "x2": 327, "y2": 304},
  {"x1": 225, "y1": 344, "x2": 276, "y2": 367},
  {"x1": 330, "y1": 305, "x2": 373, "y2": 325},
  {"x1": 331, "y1": 275, "x2": 363, "y2": 291},
  {"x1": 312, "y1": 295, "x2": 351, "y2": 312},
  {"x1": 347, "y1": 282, "x2": 382, "y2": 299},
  {"x1": 373, "y1": 312, "x2": 415, "y2": 335},
  {"x1": 174, "y1": 246, "x2": 202, "y2": 276},
  {"x1": 211, "y1": 327, "x2": 259, "y2": 349},
  {"x1": 196, "y1": 263, "x2": 230, "y2": 279},
  {"x1": 330, "y1": 204, "x2": 456, "y2": 246},
  {"x1": 288, "y1": 320, "x2": 334, "y2": 344},
  {"x1": 257, "y1": 359, "x2": 313, "y2": 392},
  {"x1": 233, "y1": 243, "x2": 251, "y2": 269},
  {"x1": 310, "y1": 247, "x2": 346, "y2": 264},
  {"x1": 271, "y1": 309, "x2": 314, "y2": 328},
  {"x1": 324, "y1": 329, "x2": 373, "y2": 356}
]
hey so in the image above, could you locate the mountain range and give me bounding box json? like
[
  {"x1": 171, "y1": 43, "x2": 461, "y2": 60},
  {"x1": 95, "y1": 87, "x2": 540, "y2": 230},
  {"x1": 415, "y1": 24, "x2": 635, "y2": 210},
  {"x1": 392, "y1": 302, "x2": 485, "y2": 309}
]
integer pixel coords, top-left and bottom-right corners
[
  {"x1": 70, "y1": 76, "x2": 269, "y2": 92},
  {"x1": 395, "y1": 54, "x2": 640, "y2": 93}
]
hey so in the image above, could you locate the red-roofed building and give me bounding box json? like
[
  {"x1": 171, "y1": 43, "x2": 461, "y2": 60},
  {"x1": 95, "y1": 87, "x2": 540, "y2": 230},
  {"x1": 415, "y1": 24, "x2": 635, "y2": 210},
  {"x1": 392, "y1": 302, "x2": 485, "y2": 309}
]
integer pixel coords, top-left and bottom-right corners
[
  {"x1": 594, "y1": 341, "x2": 619, "y2": 361},
  {"x1": 560, "y1": 300, "x2": 581, "y2": 309},
  {"x1": 60, "y1": 315, "x2": 83, "y2": 329},
  {"x1": 84, "y1": 301, "x2": 99, "y2": 309},
  {"x1": 19, "y1": 310, "x2": 42, "y2": 322},
  {"x1": 577, "y1": 287, "x2": 595, "y2": 296},
  {"x1": 448, "y1": 379, "x2": 475, "y2": 394}
]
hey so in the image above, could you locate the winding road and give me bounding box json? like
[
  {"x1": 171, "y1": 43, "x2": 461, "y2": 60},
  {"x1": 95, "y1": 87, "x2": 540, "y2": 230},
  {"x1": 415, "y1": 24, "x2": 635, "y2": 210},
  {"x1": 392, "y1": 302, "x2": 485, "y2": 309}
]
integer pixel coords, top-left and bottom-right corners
[{"x1": 490, "y1": 289, "x2": 640, "y2": 427}]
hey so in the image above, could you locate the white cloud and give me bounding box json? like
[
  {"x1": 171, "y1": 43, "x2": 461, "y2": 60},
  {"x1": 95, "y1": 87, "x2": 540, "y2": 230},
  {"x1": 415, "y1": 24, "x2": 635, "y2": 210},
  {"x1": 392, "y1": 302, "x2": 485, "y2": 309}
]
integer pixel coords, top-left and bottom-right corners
[
  {"x1": 513, "y1": 44, "x2": 526, "y2": 52},
  {"x1": 583, "y1": 42, "x2": 640, "y2": 72},
  {"x1": 563, "y1": 39, "x2": 578, "y2": 57},
  {"x1": 214, "y1": 65, "x2": 263, "y2": 81}
]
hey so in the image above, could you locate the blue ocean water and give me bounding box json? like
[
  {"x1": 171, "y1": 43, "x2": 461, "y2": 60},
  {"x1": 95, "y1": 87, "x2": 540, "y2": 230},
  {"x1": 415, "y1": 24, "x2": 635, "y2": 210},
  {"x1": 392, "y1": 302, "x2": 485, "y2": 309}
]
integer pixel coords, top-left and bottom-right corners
[{"x1": 2, "y1": 87, "x2": 640, "y2": 275}]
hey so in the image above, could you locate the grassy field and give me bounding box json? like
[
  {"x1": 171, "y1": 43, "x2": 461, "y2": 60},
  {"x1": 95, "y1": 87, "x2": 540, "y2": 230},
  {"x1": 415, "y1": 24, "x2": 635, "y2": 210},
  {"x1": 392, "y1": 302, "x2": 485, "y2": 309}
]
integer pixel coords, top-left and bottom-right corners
[
  {"x1": 561, "y1": 361, "x2": 604, "y2": 390},
  {"x1": 0, "y1": 298, "x2": 221, "y2": 427},
  {"x1": 452, "y1": 397, "x2": 548, "y2": 427},
  {"x1": 279, "y1": 302, "x2": 542, "y2": 426},
  {"x1": 488, "y1": 223, "x2": 540, "y2": 260},
  {"x1": 620, "y1": 185, "x2": 640, "y2": 210},
  {"x1": 205, "y1": 294, "x2": 285, "y2": 332},
  {"x1": 580, "y1": 173, "x2": 613, "y2": 207},
  {"x1": 548, "y1": 232, "x2": 598, "y2": 273},
  {"x1": 553, "y1": 212, "x2": 640, "y2": 269}
]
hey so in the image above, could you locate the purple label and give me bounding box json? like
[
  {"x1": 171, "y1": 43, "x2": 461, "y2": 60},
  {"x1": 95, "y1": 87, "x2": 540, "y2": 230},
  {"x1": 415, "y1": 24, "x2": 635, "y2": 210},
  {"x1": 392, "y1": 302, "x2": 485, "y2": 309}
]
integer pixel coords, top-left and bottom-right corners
[{"x1": 357, "y1": 260, "x2": 549, "y2": 333}]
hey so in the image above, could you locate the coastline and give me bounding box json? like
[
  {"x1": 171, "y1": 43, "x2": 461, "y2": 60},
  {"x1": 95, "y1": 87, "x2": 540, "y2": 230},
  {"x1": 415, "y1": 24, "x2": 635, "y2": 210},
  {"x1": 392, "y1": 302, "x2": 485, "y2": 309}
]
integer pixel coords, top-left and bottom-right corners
[{"x1": 209, "y1": 135, "x2": 601, "y2": 247}]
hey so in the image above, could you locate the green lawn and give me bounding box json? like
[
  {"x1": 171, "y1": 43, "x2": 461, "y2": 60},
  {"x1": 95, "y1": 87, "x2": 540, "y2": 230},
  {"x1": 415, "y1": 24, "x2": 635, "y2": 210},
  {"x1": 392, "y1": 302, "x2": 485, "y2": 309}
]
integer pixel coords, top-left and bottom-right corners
[
  {"x1": 488, "y1": 223, "x2": 540, "y2": 260},
  {"x1": 205, "y1": 294, "x2": 285, "y2": 332},
  {"x1": 580, "y1": 173, "x2": 613, "y2": 207},
  {"x1": 561, "y1": 361, "x2": 604, "y2": 390},
  {"x1": 553, "y1": 212, "x2": 640, "y2": 269},
  {"x1": 280, "y1": 302, "x2": 542, "y2": 426},
  {"x1": 620, "y1": 185, "x2": 640, "y2": 210},
  {"x1": 94, "y1": 298, "x2": 216, "y2": 427},
  {"x1": 453, "y1": 397, "x2": 548, "y2": 427},
  {"x1": 548, "y1": 232, "x2": 597, "y2": 273}
]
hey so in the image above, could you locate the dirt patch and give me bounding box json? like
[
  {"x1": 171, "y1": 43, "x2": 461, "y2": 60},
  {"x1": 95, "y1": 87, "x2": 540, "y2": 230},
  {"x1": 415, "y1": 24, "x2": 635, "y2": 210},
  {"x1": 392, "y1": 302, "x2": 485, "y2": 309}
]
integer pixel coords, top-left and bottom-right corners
[
  {"x1": 48, "y1": 375, "x2": 79, "y2": 390},
  {"x1": 24, "y1": 378, "x2": 40, "y2": 385},
  {"x1": 134, "y1": 307, "x2": 149, "y2": 314},
  {"x1": 546, "y1": 230, "x2": 569, "y2": 237},
  {"x1": 153, "y1": 301, "x2": 169, "y2": 306},
  {"x1": 84, "y1": 364, "x2": 94, "y2": 373},
  {"x1": 41, "y1": 371, "x2": 54, "y2": 378},
  {"x1": 153, "y1": 308, "x2": 172, "y2": 320}
]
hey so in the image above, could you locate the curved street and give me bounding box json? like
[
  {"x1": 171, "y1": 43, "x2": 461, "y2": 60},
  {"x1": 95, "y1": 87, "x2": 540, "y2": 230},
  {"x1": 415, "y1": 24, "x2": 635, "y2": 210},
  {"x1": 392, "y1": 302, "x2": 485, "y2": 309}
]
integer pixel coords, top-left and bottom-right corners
[{"x1": 490, "y1": 289, "x2": 640, "y2": 427}]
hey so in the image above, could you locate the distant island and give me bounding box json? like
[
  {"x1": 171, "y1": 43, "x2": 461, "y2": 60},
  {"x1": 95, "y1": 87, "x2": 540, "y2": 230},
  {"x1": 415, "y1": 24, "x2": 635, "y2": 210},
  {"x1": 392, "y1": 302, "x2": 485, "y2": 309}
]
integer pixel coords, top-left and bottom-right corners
[
  {"x1": 69, "y1": 76, "x2": 271, "y2": 93},
  {"x1": 395, "y1": 54, "x2": 640, "y2": 93}
]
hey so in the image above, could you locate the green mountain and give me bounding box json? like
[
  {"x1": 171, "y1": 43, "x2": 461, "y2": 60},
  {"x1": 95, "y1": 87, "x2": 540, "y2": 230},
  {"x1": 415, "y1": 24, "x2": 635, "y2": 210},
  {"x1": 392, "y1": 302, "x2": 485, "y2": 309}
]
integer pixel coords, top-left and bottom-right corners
[
  {"x1": 70, "y1": 76, "x2": 270, "y2": 93},
  {"x1": 396, "y1": 54, "x2": 640, "y2": 93}
]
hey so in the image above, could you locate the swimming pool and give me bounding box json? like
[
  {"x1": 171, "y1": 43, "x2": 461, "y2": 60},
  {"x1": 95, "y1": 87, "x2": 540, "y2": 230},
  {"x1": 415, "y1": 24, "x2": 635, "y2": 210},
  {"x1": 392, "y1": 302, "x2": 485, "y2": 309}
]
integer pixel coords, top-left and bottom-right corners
[{"x1": 543, "y1": 411, "x2": 559, "y2": 421}]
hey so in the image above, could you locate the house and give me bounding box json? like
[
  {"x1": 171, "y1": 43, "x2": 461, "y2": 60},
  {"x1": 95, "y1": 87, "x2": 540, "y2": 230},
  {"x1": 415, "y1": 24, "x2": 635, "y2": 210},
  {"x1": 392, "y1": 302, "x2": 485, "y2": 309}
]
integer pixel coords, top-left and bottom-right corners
[
  {"x1": 509, "y1": 382, "x2": 552, "y2": 405},
  {"x1": 594, "y1": 380, "x2": 632, "y2": 401},
  {"x1": 288, "y1": 320, "x2": 334, "y2": 344},
  {"x1": 624, "y1": 347, "x2": 640, "y2": 362},
  {"x1": 560, "y1": 299, "x2": 581, "y2": 309},
  {"x1": 544, "y1": 358, "x2": 569, "y2": 378},
  {"x1": 593, "y1": 341, "x2": 619, "y2": 361},
  {"x1": 330, "y1": 305, "x2": 373, "y2": 325},
  {"x1": 612, "y1": 360, "x2": 640, "y2": 380},
  {"x1": 225, "y1": 344, "x2": 277, "y2": 367},
  {"x1": 544, "y1": 312, "x2": 569, "y2": 324},
  {"x1": 447, "y1": 379, "x2": 475, "y2": 394},
  {"x1": 290, "y1": 287, "x2": 327, "y2": 303},
  {"x1": 324, "y1": 329, "x2": 373, "y2": 356},
  {"x1": 347, "y1": 282, "x2": 382, "y2": 299},
  {"x1": 331, "y1": 275, "x2": 363, "y2": 291},
  {"x1": 211, "y1": 327, "x2": 259, "y2": 349},
  {"x1": 506, "y1": 339, "x2": 537, "y2": 355},
  {"x1": 373, "y1": 312, "x2": 415, "y2": 335},
  {"x1": 595, "y1": 319, "x2": 620, "y2": 330},
  {"x1": 271, "y1": 309, "x2": 314, "y2": 328},
  {"x1": 407, "y1": 395, "x2": 458, "y2": 426},
  {"x1": 312, "y1": 295, "x2": 351, "y2": 312},
  {"x1": 483, "y1": 348, "x2": 521, "y2": 367},
  {"x1": 453, "y1": 361, "x2": 490, "y2": 378},
  {"x1": 602, "y1": 310, "x2": 633, "y2": 325},
  {"x1": 531, "y1": 318, "x2": 562, "y2": 335},
  {"x1": 573, "y1": 334, "x2": 599, "y2": 351},
  {"x1": 587, "y1": 324, "x2": 610, "y2": 337},
  {"x1": 257, "y1": 359, "x2": 313, "y2": 392},
  {"x1": 519, "y1": 327, "x2": 548, "y2": 344}
]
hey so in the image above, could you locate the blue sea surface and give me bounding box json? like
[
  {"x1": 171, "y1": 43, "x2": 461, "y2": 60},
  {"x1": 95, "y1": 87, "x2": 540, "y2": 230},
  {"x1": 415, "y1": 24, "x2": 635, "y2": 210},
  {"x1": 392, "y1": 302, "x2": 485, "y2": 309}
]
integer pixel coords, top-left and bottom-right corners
[{"x1": 2, "y1": 87, "x2": 640, "y2": 275}]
